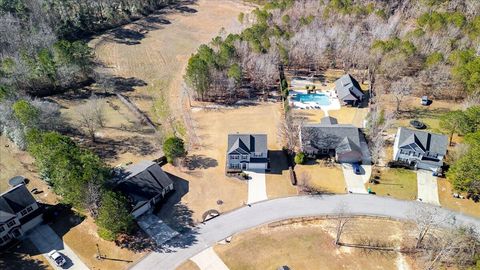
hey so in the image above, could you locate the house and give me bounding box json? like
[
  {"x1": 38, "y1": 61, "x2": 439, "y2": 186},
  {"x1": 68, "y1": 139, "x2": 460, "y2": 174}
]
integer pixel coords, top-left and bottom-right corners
[
  {"x1": 114, "y1": 161, "x2": 174, "y2": 218},
  {"x1": 334, "y1": 74, "x2": 365, "y2": 106},
  {"x1": 300, "y1": 116, "x2": 363, "y2": 163},
  {"x1": 393, "y1": 127, "x2": 448, "y2": 172},
  {"x1": 0, "y1": 184, "x2": 43, "y2": 247},
  {"x1": 226, "y1": 134, "x2": 268, "y2": 171}
]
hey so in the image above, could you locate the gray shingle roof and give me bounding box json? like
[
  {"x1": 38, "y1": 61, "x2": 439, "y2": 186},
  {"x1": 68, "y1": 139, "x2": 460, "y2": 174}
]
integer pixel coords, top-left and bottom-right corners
[
  {"x1": 227, "y1": 134, "x2": 267, "y2": 156},
  {"x1": 115, "y1": 161, "x2": 173, "y2": 210},
  {"x1": 301, "y1": 117, "x2": 361, "y2": 153},
  {"x1": 0, "y1": 184, "x2": 36, "y2": 223},
  {"x1": 397, "y1": 128, "x2": 448, "y2": 155},
  {"x1": 334, "y1": 74, "x2": 365, "y2": 101}
]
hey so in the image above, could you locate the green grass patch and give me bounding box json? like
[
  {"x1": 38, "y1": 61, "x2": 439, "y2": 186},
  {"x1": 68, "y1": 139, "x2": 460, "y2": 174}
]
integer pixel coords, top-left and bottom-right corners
[{"x1": 367, "y1": 168, "x2": 417, "y2": 200}]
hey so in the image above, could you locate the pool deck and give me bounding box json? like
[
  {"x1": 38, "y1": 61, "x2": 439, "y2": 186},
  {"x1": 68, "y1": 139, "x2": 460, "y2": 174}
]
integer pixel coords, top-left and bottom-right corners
[{"x1": 289, "y1": 90, "x2": 341, "y2": 115}]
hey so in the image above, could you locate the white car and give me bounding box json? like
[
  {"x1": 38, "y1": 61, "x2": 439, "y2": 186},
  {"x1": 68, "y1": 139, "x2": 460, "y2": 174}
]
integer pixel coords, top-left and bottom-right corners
[{"x1": 48, "y1": 250, "x2": 66, "y2": 267}]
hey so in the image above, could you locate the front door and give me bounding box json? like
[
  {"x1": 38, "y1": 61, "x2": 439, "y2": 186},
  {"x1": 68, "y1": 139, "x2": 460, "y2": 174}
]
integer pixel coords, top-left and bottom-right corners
[{"x1": 242, "y1": 163, "x2": 247, "y2": 170}]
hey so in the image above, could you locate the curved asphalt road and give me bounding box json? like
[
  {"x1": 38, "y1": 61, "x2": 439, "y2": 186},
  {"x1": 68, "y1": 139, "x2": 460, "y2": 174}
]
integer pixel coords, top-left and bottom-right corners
[{"x1": 131, "y1": 194, "x2": 480, "y2": 270}]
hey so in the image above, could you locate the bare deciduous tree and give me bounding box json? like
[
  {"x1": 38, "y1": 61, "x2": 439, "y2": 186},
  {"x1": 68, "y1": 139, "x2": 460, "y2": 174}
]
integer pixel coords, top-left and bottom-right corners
[
  {"x1": 277, "y1": 111, "x2": 304, "y2": 152},
  {"x1": 77, "y1": 94, "x2": 106, "y2": 141},
  {"x1": 84, "y1": 181, "x2": 102, "y2": 218},
  {"x1": 410, "y1": 206, "x2": 452, "y2": 249},
  {"x1": 334, "y1": 202, "x2": 351, "y2": 246},
  {"x1": 366, "y1": 101, "x2": 394, "y2": 166},
  {"x1": 391, "y1": 77, "x2": 414, "y2": 114}
]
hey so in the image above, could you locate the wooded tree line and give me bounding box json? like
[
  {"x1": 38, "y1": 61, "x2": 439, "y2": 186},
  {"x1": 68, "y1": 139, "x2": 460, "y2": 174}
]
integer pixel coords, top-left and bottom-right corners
[
  {"x1": 1, "y1": 98, "x2": 133, "y2": 239},
  {"x1": 0, "y1": 0, "x2": 175, "y2": 97},
  {"x1": 1, "y1": 0, "x2": 183, "y2": 241},
  {"x1": 441, "y1": 106, "x2": 480, "y2": 198},
  {"x1": 185, "y1": 0, "x2": 480, "y2": 101}
]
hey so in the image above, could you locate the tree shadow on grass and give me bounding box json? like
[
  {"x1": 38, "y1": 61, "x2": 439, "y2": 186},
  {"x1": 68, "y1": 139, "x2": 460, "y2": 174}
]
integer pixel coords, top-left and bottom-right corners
[
  {"x1": 184, "y1": 154, "x2": 218, "y2": 170},
  {"x1": 101, "y1": 0, "x2": 198, "y2": 45},
  {"x1": 44, "y1": 203, "x2": 86, "y2": 239},
  {"x1": 82, "y1": 136, "x2": 158, "y2": 163},
  {"x1": 153, "y1": 173, "x2": 200, "y2": 252},
  {"x1": 0, "y1": 240, "x2": 51, "y2": 270},
  {"x1": 267, "y1": 150, "x2": 290, "y2": 175}
]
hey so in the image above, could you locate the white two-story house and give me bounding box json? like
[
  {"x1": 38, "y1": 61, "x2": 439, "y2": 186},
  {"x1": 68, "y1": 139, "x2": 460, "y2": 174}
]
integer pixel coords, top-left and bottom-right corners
[
  {"x1": 393, "y1": 127, "x2": 448, "y2": 172},
  {"x1": 0, "y1": 184, "x2": 43, "y2": 247},
  {"x1": 226, "y1": 134, "x2": 268, "y2": 172}
]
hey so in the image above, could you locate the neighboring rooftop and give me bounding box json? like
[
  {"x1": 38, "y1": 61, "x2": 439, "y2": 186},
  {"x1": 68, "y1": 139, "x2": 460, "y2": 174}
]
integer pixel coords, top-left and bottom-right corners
[
  {"x1": 334, "y1": 74, "x2": 365, "y2": 101},
  {"x1": 0, "y1": 184, "x2": 36, "y2": 222},
  {"x1": 397, "y1": 127, "x2": 448, "y2": 155},
  {"x1": 301, "y1": 117, "x2": 361, "y2": 154},
  {"x1": 227, "y1": 134, "x2": 268, "y2": 155},
  {"x1": 115, "y1": 161, "x2": 173, "y2": 210}
]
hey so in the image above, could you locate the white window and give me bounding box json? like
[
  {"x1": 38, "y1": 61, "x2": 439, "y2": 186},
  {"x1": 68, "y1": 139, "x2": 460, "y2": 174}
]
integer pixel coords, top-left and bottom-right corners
[
  {"x1": 241, "y1": 155, "x2": 248, "y2": 159},
  {"x1": 0, "y1": 225, "x2": 4, "y2": 232},
  {"x1": 230, "y1": 155, "x2": 239, "y2": 160},
  {"x1": 20, "y1": 209, "x2": 28, "y2": 216},
  {"x1": 27, "y1": 206, "x2": 33, "y2": 212}
]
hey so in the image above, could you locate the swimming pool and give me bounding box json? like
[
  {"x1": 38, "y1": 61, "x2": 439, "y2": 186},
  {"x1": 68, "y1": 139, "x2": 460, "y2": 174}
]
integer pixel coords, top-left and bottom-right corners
[{"x1": 292, "y1": 93, "x2": 331, "y2": 106}]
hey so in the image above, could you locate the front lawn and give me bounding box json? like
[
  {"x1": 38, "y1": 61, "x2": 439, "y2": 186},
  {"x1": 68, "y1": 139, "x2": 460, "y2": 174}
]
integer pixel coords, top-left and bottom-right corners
[
  {"x1": 295, "y1": 161, "x2": 346, "y2": 194},
  {"x1": 367, "y1": 168, "x2": 417, "y2": 200},
  {"x1": 214, "y1": 217, "x2": 414, "y2": 270},
  {"x1": 176, "y1": 260, "x2": 200, "y2": 270},
  {"x1": 438, "y1": 179, "x2": 480, "y2": 218}
]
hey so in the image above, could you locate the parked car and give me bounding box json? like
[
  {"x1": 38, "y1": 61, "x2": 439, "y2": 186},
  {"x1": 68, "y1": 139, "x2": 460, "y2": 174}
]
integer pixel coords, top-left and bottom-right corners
[
  {"x1": 48, "y1": 250, "x2": 66, "y2": 267},
  {"x1": 421, "y1": 96, "x2": 429, "y2": 106},
  {"x1": 352, "y1": 163, "x2": 361, "y2": 175},
  {"x1": 410, "y1": 120, "x2": 426, "y2": 129}
]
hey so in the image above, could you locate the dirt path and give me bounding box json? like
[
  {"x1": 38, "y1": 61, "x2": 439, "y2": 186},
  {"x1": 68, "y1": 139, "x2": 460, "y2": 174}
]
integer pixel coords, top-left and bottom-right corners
[{"x1": 91, "y1": 0, "x2": 252, "y2": 139}]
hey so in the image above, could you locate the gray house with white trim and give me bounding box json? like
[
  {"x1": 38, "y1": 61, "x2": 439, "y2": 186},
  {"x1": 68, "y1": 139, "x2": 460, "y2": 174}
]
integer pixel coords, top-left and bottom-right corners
[
  {"x1": 334, "y1": 74, "x2": 365, "y2": 106},
  {"x1": 393, "y1": 128, "x2": 448, "y2": 172},
  {"x1": 0, "y1": 184, "x2": 43, "y2": 247},
  {"x1": 300, "y1": 117, "x2": 363, "y2": 163},
  {"x1": 115, "y1": 161, "x2": 174, "y2": 218},
  {"x1": 226, "y1": 134, "x2": 268, "y2": 171}
]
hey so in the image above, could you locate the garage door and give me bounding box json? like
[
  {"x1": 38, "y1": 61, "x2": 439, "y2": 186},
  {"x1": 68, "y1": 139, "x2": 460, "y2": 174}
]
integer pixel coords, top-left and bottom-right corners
[{"x1": 248, "y1": 163, "x2": 267, "y2": 169}]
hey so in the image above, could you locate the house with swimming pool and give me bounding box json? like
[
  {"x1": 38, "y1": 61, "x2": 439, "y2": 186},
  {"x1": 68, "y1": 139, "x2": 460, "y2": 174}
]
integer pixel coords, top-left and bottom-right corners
[
  {"x1": 334, "y1": 74, "x2": 365, "y2": 106},
  {"x1": 299, "y1": 116, "x2": 363, "y2": 163}
]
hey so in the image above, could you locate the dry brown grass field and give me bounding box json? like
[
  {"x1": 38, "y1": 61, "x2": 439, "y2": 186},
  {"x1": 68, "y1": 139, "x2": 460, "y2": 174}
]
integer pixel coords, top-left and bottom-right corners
[{"x1": 214, "y1": 217, "x2": 417, "y2": 270}]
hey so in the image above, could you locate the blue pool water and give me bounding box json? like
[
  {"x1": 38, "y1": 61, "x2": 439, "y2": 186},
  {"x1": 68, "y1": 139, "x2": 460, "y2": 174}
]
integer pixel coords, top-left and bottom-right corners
[{"x1": 292, "y1": 93, "x2": 331, "y2": 105}]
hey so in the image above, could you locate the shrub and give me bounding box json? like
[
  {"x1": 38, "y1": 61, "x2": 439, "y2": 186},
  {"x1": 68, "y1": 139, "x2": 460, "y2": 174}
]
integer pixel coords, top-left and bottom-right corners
[
  {"x1": 294, "y1": 152, "x2": 306, "y2": 164},
  {"x1": 98, "y1": 227, "x2": 116, "y2": 241},
  {"x1": 12, "y1": 100, "x2": 40, "y2": 127},
  {"x1": 163, "y1": 136, "x2": 186, "y2": 164},
  {"x1": 96, "y1": 191, "x2": 134, "y2": 239}
]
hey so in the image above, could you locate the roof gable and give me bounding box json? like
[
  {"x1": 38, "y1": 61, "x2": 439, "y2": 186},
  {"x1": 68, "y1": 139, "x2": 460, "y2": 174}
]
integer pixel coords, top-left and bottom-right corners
[
  {"x1": 116, "y1": 161, "x2": 173, "y2": 206},
  {"x1": 227, "y1": 134, "x2": 267, "y2": 155},
  {"x1": 397, "y1": 128, "x2": 448, "y2": 155},
  {"x1": 301, "y1": 119, "x2": 361, "y2": 152},
  {"x1": 334, "y1": 74, "x2": 365, "y2": 101},
  {"x1": 228, "y1": 138, "x2": 250, "y2": 154}
]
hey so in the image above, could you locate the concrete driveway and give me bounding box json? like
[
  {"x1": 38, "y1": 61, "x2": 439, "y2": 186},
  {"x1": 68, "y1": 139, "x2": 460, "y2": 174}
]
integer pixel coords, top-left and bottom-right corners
[
  {"x1": 27, "y1": 224, "x2": 88, "y2": 270},
  {"x1": 246, "y1": 170, "x2": 267, "y2": 204},
  {"x1": 137, "y1": 213, "x2": 179, "y2": 246},
  {"x1": 131, "y1": 195, "x2": 480, "y2": 270},
  {"x1": 340, "y1": 134, "x2": 373, "y2": 194},
  {"x1": 191, "y1": 247, "x2": 229, "y2": 270},
  {"x1": 417, "y1": 170, "x2": 440, "y2": 205},
  {"x1": 341, "y1": 163, "x2": 368, "y2": 194}
]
